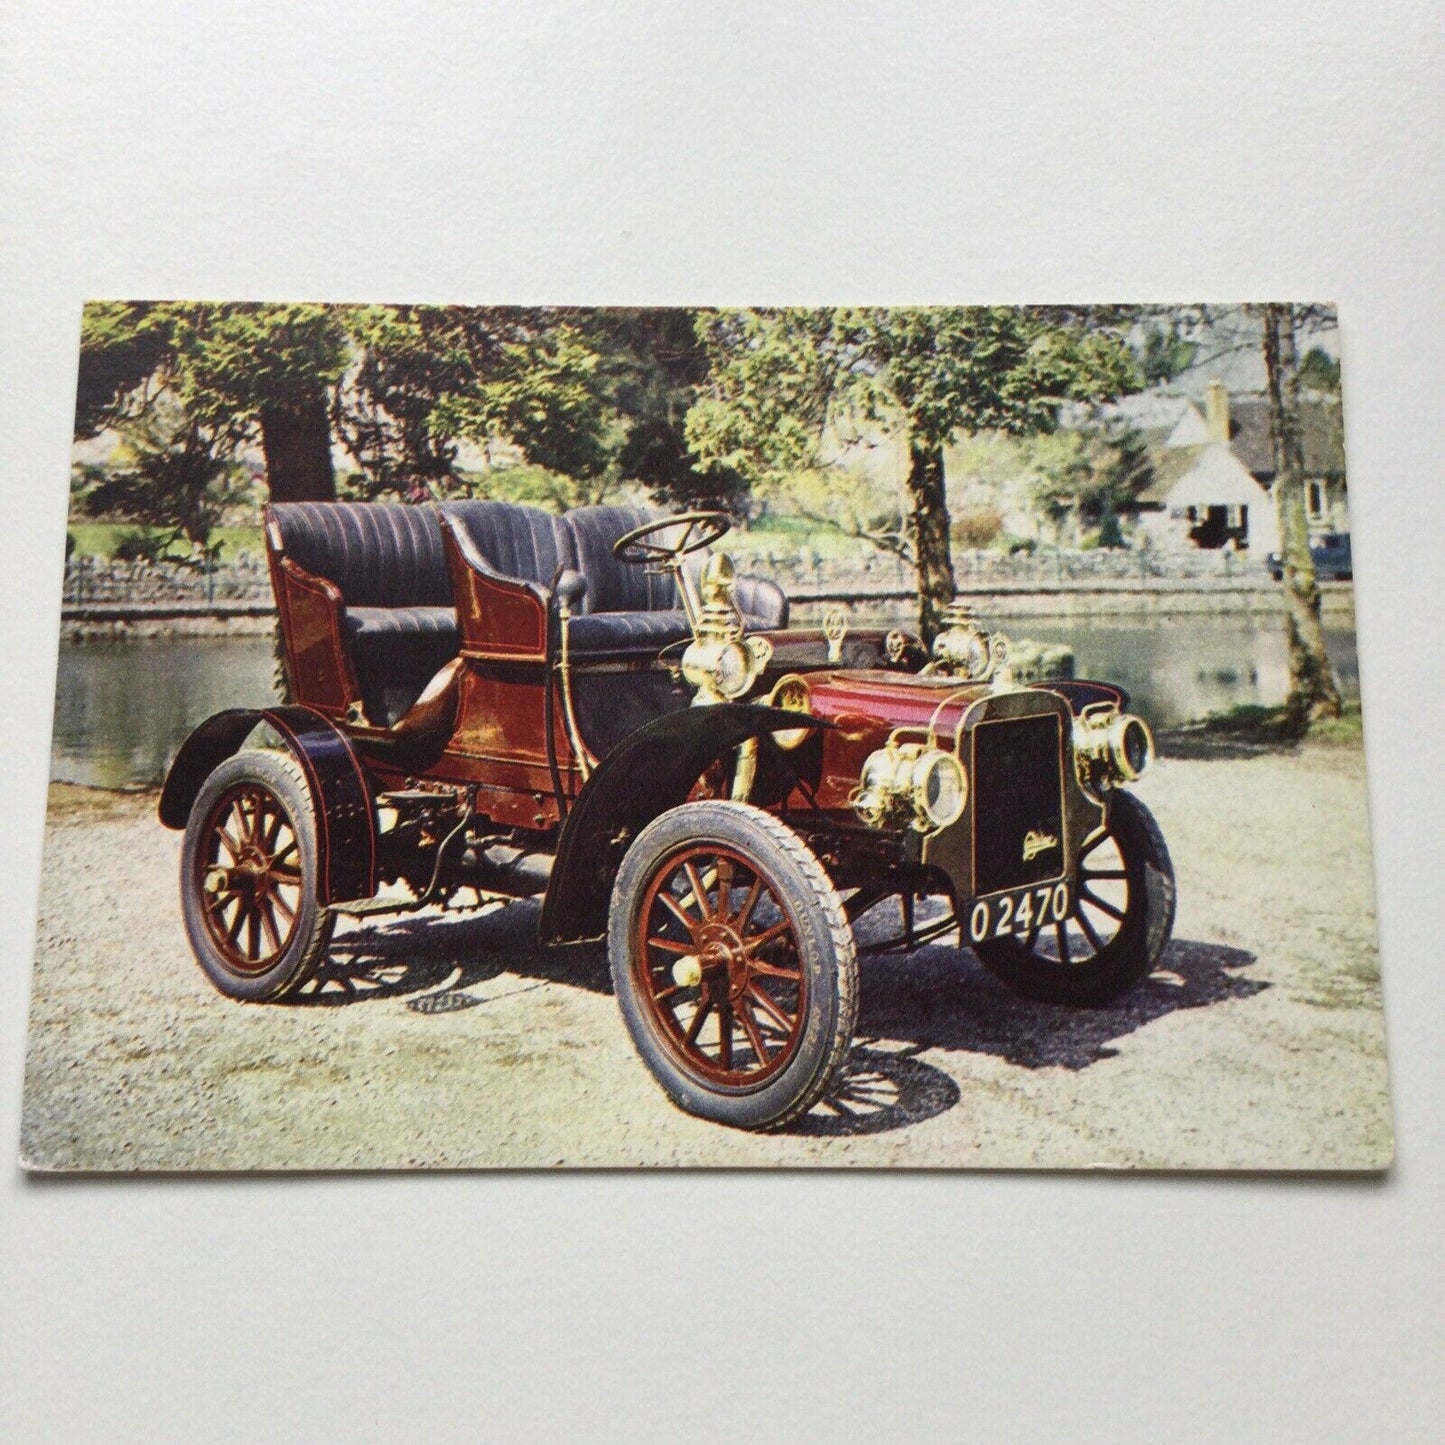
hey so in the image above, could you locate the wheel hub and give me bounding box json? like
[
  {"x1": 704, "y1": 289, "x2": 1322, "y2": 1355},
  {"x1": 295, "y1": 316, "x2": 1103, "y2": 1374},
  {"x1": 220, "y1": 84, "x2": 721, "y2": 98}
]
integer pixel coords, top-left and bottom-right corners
[{"x1": 695, "y1": 921, "x2": 751, "y2": 996}]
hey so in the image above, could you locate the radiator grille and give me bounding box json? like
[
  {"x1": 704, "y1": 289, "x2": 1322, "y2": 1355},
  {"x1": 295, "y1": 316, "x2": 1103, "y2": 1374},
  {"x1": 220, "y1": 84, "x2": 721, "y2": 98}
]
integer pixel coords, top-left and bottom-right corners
[{"x1": 971, "y1": 712, "x2": 1066, "y2": 896}]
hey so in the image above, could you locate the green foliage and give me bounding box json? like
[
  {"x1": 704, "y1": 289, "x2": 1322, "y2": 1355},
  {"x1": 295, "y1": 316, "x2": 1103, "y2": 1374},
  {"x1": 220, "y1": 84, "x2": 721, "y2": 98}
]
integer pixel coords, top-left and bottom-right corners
[
  {"x1": 169, "y1": 303, "x2": 349, "y2": 429},
  {"x1": 75, "y1": 392, "x2": 249, "y2": 548},
  {"x1": 687, "y1": 306, "x2": 1139, "y2": 491},
  {"x1": 1299, "y1": 346, "x2": 1341, "y2": 393},
  {"x1": 1138, "y1": 322, "x2": 1199, "y2": 386},
  {"x1": 111, "y1": 526, "x2": 185, "y2": 564}
]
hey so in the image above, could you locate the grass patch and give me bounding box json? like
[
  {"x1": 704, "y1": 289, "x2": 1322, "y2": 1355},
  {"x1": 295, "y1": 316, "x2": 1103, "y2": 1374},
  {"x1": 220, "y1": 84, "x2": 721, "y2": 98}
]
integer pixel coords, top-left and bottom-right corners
[
  {"x1": 1188, "y1": 698, "x2": 1363, "y2": 748},
  {"x1": 68, "y1": 523, "x2": 265, "y2": 562},
  {"x1": 46, "y1": 782, "x2": 158, "y2": 823}
]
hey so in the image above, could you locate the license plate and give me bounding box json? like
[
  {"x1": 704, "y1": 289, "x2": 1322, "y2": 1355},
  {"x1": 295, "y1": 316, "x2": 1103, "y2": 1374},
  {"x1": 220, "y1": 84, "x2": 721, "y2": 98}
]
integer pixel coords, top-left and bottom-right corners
[{"x1": 967, "y1": 881, "x2": 1071, "y2": 944}]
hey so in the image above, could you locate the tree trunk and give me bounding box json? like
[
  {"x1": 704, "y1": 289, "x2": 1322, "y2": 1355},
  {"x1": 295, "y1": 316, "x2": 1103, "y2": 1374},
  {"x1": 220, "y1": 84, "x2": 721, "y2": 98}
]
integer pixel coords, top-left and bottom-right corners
[
  {"x1": 259, "y1": 389, "x2": 336, "y2": 502},
  {"x1": 1262, "y1": 304, "x2": 1342, "y2": 730},
  {"x1": 907, "y1": 441, "x2": 956, "y2": 643}
]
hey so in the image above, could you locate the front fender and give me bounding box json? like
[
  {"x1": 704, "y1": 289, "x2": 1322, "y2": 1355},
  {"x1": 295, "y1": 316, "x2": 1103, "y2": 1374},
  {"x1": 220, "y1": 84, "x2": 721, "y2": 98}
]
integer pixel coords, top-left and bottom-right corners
[
  {"x1": 538, "y1": 704, "x2": 828, "y2": 946},
  {"x1": 158, "y1": 705, "x2": 377, "y2": 905}
]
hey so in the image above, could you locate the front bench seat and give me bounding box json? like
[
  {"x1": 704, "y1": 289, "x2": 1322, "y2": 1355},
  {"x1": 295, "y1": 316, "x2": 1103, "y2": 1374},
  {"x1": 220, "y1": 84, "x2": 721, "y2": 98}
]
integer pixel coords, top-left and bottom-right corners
[
  {"x1": 562, "y1": 504, "x2": 789, "y2": 657},
  {"x1": 267, "y1": 501, "x2": 459, "y2": 727}
]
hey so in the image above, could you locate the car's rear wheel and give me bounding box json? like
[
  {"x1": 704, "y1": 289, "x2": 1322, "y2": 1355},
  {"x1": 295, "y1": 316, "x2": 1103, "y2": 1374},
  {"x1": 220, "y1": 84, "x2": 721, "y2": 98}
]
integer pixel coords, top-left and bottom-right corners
[
  {"x1": 180, "y1": 750, "x2": 334, "y2": 1001},
  {"x1": 608, "y1": 801, "x2": 857, "y2": 1130},
  {"x1": 971, "y1": 790, "x2": 1175, "y2": 1006}
]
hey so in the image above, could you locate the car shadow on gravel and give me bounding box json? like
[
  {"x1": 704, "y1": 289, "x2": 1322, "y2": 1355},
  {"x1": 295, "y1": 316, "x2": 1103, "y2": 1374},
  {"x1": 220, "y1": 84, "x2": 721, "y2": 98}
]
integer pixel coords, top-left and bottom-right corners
[
  {"x1": 278, "y1": 900, "x2": 1265, "y2": 1134},
  {"x1": 854, "y1": 936, "x2": 1267, "y2": 1071}
]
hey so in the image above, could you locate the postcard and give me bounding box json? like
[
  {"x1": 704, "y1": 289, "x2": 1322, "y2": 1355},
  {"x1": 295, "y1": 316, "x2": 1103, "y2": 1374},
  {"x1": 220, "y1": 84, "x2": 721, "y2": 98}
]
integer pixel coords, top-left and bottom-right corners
[{"x1": 20, "y1": 302, "x2": 1391, "y2": 1169}]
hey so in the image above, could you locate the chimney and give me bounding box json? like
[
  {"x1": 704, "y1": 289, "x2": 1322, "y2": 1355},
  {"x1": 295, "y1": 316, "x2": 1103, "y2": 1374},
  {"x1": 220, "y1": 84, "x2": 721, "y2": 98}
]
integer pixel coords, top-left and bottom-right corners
[{"x1": 1204, "y1": 379, "x2": 1230, "y2": 444}]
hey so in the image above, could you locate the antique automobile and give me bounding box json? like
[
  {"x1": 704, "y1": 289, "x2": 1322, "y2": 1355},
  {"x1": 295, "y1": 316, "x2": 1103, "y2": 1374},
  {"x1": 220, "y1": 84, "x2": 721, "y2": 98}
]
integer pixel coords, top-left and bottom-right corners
[{"x1": 159, "y1": 500, "x2": 1175, "y2": 1130}]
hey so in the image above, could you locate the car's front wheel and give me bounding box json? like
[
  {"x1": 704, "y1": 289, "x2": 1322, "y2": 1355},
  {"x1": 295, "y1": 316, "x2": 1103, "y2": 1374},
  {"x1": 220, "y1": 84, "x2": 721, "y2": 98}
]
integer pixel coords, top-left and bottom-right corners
[
  {"x1": 608, "y1": 801, "x2": 857, "y2": 1130},
  {"x1": 971, "y1": 790, "x2": 1175, "y2": 1006}
]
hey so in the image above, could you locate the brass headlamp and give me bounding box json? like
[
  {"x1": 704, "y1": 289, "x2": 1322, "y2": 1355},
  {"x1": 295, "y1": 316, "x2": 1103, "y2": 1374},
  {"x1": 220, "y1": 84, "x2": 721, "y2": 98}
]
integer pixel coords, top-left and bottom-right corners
[
  {"x1": 679, "y1": 552, "x2": 771, "y2": 704},
  {"x1": 1072, "y1": 702, "x2": 1154, "y2": 793},
  {"x1": 929, "y1": 600, "x2": 1012, "y2": 685},
  {"x1": 853, "y1": 739, "x2": 968, "y2": 834}
]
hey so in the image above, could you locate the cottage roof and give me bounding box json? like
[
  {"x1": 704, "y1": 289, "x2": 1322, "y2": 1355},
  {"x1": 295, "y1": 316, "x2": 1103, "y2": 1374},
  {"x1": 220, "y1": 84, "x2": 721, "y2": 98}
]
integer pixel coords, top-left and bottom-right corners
[
  {"x1": 1135, "y1": 441, "x2": 1270, "y2": 509},
  {"x1": 1164, "y1": 405, "x2": 1211, "y2": 448},
  {"x1": 1226, "y1": 397, "x2": 1346, "y2": 478}
]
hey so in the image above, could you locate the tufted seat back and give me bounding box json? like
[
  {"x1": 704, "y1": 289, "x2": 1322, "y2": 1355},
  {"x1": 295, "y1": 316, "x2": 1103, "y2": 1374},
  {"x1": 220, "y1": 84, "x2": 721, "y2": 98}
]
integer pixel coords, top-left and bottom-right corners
[
  {"x1": 267, "y1": 502, "x2": 453, "y2": 608},
  {"x1": 564, "y1": 504, "x2": 682, "y2": 614},
  {"x1": 437, "y1": 500, "x2": 577, "y2": 587}
]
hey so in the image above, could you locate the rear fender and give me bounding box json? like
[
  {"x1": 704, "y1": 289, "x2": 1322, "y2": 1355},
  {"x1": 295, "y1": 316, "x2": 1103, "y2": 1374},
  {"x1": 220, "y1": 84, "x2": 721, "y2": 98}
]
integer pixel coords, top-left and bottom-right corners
[
  {"x1": 158, "y1": 705, "x2": 377, "y2": 904},
  {"x1": 538, "y1": 704, "x2": 828, "y2": 946}
]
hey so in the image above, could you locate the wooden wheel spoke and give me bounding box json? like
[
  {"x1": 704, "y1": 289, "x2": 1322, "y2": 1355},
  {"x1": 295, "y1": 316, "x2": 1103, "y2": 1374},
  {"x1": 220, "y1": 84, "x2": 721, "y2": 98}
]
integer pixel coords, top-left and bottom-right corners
[
  {"x1": 734, "y1": 877, "x2": 764, "y2": 932},
  {"x1": 746, "y1": 918, "x2": 792, "y2": 951},
  {"x1": 225, "y1": 901, "x2": 249, "y2": 947},
  {"x1": 237, "y1": 796, "x2": 260, "y2": 846},
  {"x1": 658, "y1": 891, "x2": 697, "y2": 932},
  {"x1": 217, "y1": 827, "x2": 243, "y2": 861},
  {"x1": 682, "y1": 862, "x2": 713, "y2": 919},
  {"x1": 272, "y1": 838, "x2": 298, "y2": 867},
  {"x1": 259, "y1": 901, "x2": 282, "y2": 953},
  {"x1": 645, "y1": 934, "x2": 693, "y2": 955},
  {"x1": 714, "y1": 858, "x2": 735, "y2": 919},
  {"x1": 1075, "y1": 907, "x2": 1105, "y2": 954},
  {"x1": 270, "y1": 890, "x2": 296, "y2": 925},
  {"x1": 716, "y1": 997, "x2": 733, "y2": 1070},
  {"x1": 1080, "y1": 886, "x2": 1125, "y2": 921},
  {"x1": 684, "y1": 998, "x2": 713, "y2": 1046},
  {"x1": 652, "y1": 984, "x2": 682, "y2": 1006},
  {"x1": 1054, "y1": 921, "x2": 1071, "y2": 964},
  {"x1": 747, "y1": 981, "x2": 795, "y2": 1032},
  {"x1": 736, "y1": 1000, "x2": 771, "y2": 1063},
  {"x1": 269, "y1": 867, "x2": 304, "y2": 886},
  {"x1": 747, "y1": 956, "x2": 800, "y2": 981},
  {"x1": 1083, "y1": 867, "x2": 1128, "y2": 881},
  {"x1": 261, "y1": 809, "x2": 284, "y2": 852}
]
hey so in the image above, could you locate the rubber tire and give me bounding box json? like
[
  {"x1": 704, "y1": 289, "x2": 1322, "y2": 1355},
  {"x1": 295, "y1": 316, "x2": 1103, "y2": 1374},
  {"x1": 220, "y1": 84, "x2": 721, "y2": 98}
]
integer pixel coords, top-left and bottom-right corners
[
  {"x1": 971, "y1": 790, "x2": 1176, "y2": 1007},
  {"x1": 608, "y1": 801, "x2": 858, "y2": 1131},
  {"x1": 180, "y1": 749, "x2": 335, "y2": 1002}
]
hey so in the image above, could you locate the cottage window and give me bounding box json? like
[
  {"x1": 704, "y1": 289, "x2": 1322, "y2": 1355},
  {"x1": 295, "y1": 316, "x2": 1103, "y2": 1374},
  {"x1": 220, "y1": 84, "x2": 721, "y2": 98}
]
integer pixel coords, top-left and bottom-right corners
[{"x1": 1308, "y1": 481, "x2": 1324, "y2": 518}]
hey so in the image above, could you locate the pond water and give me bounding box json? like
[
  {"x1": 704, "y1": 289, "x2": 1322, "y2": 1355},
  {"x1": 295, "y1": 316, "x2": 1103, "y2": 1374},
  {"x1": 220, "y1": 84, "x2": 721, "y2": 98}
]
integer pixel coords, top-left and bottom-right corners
[{"x1": 51, "y1": 615, "x2": 1360, "y2": 789}]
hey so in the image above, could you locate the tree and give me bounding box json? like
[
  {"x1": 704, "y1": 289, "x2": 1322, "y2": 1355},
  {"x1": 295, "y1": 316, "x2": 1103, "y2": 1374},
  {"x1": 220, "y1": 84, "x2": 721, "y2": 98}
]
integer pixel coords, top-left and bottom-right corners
[
  {"x1": 1139, "y1": 320, "x2": 1199, "y2": 387},
  {"x1": 574, "y1": 308, "x2": 750, "y2": 515},
  {"x1": 334, "y1": 305, "x2": 519, "y2": 496},
  {"x1": 78, "y1": 393, "x2": 248, "y2": 552},
  {"x1": 687, "y1": 306, "x2": 1138, "y2": 637},
  {"x1": 1260, "y1": 304, "x2": 1343, "y2": 729},
  {"x1": 78, "y1": 302, "x2": 350, "y2": 502}
]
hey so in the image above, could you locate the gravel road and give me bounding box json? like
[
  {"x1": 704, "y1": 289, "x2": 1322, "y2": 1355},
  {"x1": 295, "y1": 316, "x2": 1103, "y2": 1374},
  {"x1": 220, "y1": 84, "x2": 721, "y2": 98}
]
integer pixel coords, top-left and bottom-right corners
[{"x1": 20, "y1": 741, "x2": 1392, "y2": 1170}]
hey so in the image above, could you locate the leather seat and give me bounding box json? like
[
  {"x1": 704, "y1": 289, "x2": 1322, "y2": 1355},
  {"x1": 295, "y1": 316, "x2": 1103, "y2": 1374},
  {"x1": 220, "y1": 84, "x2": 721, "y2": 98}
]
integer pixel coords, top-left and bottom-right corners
[
  {"x1": 268, "y1": 502, "x2": 458, "y2": 726},
  {"x1": 561, "y1": 504, "x2": 789, "y2": 656},
  {"x1": 438, "y1": 500, "x2": 576, "y2": 588}
]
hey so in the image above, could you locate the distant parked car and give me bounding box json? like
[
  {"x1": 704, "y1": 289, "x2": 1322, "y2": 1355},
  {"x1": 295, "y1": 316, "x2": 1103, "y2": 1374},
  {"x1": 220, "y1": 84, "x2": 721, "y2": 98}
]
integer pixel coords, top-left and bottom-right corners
[{"x1": 1268, "y1": 532, "x2": 1352, "y2": 582}]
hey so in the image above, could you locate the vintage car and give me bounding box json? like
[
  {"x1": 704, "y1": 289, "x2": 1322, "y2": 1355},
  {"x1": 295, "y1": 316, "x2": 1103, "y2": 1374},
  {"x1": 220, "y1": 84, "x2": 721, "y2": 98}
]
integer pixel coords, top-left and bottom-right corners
[{"x1": 159, "y1": 500, "x2": 1175, "y2": 1130}]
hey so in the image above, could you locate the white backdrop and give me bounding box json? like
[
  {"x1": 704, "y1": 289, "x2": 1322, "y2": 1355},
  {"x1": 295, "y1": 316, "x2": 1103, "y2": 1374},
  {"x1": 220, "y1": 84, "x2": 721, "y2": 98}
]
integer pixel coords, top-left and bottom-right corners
[{"x1": 2, "y1": 4, "x2": 1441, "y2": 1440}]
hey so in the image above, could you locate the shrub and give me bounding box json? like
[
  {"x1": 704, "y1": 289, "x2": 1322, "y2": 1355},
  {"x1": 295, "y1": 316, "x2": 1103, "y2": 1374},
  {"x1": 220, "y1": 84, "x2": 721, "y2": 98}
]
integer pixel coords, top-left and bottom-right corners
[
  {"x1": 951, "y1": 504, "x2": 1003, "y2": 550},
  {"x1": 112, "y1": 527, "x2": 179, "y2": 564}
]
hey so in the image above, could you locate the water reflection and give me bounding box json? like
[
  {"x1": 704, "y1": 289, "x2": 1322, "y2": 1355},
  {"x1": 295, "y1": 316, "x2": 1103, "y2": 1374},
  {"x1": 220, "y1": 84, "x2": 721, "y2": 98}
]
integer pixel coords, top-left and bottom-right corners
[
  {"x1": 50, "y1": 614, "x2": 1360, "y2": 788},
  {"x1": 52, "y1": 636, "x2": 281, "y2": 790}
]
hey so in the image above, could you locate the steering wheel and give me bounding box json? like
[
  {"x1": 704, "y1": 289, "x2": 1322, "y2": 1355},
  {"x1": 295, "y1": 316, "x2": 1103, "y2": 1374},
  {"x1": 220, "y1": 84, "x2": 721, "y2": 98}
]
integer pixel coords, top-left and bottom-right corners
[{"x1": 613, "y1": 511, "x2": 731, "y2": 567}]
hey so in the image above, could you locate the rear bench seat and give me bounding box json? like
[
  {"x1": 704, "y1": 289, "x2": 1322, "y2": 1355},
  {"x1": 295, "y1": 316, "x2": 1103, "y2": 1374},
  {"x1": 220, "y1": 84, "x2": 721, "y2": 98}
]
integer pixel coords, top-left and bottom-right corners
[
  {"x1": 267, "y1": 502, "x2": 459, "y2": 727},
  {"x1": 268, "y1": 499, "x2": 790, "y2": 726}
]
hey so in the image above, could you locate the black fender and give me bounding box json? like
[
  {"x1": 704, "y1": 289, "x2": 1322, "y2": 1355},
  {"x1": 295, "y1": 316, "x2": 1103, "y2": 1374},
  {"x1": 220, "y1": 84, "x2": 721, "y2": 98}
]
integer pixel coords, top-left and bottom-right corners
[
  {"x1": 538, "y1": 703, "x2": 828, "y2": 946},
  {"x1": 158, "y1": 705, "x2": 377, "y2": 905}
]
